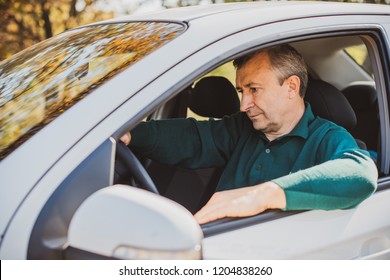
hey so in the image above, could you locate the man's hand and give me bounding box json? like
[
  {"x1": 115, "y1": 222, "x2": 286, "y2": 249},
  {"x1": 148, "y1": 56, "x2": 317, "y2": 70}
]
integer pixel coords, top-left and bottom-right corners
[
  {"x1": 120, "y1": 131, "x2": 131, "y2": 145},
  {"x1": 194, "y1": 181, "x2": 286, "y2": 224}
]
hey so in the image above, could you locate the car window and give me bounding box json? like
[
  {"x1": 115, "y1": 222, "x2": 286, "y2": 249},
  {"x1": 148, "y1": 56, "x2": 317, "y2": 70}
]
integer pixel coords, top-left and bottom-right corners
[
  {"x1": 0, "y1": 21, "x2": 185, "y2": 160},
  {"x1": 344, "y1": 43, "x2": 373, "y2": 77}
]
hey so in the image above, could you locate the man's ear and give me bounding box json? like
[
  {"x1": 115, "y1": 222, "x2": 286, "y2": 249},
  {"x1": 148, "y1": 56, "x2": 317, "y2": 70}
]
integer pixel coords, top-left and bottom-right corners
[{"x1": 287, "y1": 75, "x2": 300, "y2": 99}]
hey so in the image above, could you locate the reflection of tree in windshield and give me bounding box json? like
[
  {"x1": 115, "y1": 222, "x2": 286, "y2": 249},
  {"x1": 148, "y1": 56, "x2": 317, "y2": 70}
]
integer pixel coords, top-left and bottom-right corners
[{"x1": 0, "y1": 22, "x2": 185, "y2": 160}]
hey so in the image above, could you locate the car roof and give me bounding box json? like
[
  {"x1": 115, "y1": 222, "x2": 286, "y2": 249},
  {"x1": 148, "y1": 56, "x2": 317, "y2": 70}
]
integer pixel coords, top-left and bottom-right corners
[{"x1": 94, "y1": 2, "x2": 390, "y2": 25}]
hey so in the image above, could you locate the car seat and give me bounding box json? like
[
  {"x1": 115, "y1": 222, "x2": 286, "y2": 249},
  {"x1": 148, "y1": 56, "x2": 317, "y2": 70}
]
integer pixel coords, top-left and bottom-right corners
[
  {"x1": 304, "y1": 79, "x2": 368, "y2": 150},
  {"x1": 342, "y1": 84, "x2": 379, "y2": 155},
  {"x1": 189, "y1": 76, "x2": 241, "y2": 118}
]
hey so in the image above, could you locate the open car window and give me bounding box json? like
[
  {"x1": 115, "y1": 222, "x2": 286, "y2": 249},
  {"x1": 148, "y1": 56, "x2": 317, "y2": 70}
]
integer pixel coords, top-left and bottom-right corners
[{"x1": 138, "y1": 33, "x2": 382, "y2": 217}]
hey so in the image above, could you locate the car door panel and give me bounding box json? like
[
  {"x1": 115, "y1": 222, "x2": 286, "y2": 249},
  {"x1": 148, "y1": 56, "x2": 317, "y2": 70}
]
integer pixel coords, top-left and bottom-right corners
[{"x1": 202, "y1": 187, "x2": 390, "y2": 259}]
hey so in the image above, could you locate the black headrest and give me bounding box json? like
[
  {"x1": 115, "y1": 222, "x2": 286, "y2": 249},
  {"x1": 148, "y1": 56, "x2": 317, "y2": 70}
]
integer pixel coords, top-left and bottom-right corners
[
  {"x1": 342, "y1": 84, "x2": 377, "y2": 111},
  {"x1": 189, "y1": 76, "x2": 240, "y2": 118},
  {"x1": 305, "y1": 79, "x2": 357, "y2": 130}
]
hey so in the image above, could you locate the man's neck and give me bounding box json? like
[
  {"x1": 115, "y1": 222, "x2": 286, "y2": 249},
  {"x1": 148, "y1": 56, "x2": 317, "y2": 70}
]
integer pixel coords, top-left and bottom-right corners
[{"x1": 265, "y1": 102, "x2": 306, "y2": 141}]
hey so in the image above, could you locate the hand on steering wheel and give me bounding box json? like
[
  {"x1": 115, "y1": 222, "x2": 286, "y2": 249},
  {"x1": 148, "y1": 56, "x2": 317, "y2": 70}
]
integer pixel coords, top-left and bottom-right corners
[{"x1": 115, "y1": 141, "x2": 159, "y2": 194}]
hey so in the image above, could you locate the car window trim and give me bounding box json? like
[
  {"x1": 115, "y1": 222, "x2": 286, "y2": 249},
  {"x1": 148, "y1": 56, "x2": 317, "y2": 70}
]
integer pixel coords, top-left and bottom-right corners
[{"x1": 186, "y1": 29, "x2": 389, "y2": 237}]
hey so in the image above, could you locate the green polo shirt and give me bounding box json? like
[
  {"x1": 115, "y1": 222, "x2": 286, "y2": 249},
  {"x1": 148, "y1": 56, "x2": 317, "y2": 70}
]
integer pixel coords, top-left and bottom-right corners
[{"x1": 130, "y1": 104, "x2": 377, "y2": 211}]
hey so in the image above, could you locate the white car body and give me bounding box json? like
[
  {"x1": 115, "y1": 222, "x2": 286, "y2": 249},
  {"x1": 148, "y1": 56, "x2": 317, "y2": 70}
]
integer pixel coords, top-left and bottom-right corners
[{"x1": 1, "y1": 2, "x2": 390, "y2": 259}]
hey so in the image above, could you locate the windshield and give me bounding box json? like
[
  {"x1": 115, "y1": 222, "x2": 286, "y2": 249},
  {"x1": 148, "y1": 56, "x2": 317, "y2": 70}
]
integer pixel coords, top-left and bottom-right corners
[{"x1": 0, "y1": 21, "x2": 185, "y2": 160}]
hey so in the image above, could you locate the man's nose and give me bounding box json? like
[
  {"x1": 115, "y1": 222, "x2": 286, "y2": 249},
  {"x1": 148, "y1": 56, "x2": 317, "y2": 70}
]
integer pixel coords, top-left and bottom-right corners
[{"x1": 240, "y1": 93, "x2": 253, "y2": 112}]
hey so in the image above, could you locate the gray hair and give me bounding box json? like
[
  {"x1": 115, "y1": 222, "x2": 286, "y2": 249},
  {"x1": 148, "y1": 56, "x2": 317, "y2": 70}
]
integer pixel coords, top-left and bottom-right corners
[{"x1": 233, "y1": 44, "x2": 308, "y2": 97}]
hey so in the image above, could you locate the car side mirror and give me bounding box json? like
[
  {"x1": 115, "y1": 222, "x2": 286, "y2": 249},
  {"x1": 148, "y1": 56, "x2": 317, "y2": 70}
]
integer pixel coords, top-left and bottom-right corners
[{"x1": 67, "y1": 185, "x2": 203, "y2": 259}]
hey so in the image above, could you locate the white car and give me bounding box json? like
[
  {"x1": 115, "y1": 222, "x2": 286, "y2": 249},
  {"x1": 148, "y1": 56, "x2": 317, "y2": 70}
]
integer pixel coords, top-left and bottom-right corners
[{"x1": 1, "y1": 1, "x2": 390, "y2": 260}]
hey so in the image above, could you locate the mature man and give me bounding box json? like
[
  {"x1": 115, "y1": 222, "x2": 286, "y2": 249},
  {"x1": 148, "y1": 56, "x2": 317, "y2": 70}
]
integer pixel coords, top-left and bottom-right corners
[{"x1": 121, "y1": 44, "x2": 377, "y2": 224}]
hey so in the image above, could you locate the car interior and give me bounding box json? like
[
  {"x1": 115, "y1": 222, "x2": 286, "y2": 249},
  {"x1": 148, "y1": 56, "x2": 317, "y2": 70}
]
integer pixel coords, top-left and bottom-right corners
[{"x1": 114, "y1": 34, "x2": 381, "y2": 214}]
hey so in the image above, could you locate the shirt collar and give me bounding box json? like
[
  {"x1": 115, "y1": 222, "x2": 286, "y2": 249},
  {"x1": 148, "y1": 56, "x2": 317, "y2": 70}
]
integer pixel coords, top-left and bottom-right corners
[
  {"x1": 260, "y1": 102, "x2": 314, "y2": 142},
  {"x1": 282, "y1": 102, "x2": 314, "y2": 140},
  {"x1": 256, "y1": 102, "x2": 315, "y2": 142}
]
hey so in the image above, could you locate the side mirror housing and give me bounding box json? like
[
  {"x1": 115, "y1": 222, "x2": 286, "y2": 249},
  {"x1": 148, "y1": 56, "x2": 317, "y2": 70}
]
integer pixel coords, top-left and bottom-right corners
[{"x1": 68, "y1": 185, "x2": 203, "y2": 259}]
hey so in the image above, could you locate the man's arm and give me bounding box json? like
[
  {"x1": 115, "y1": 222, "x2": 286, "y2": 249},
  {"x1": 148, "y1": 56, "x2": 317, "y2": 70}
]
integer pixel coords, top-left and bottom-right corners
[
  {"x1": 194, "y1": 128, "x2": 378, "y2": 224},
  {"x1": 194, "y1": 181, "x2": 286, "y2": 224},
  {"x1": 274, "y1": 149, "x2": 377, "y2": 210},
  {"x1": 127, "y1": 115, "x2": 246, "y2": 169},
  {"x1": 194, "y1": 150, "x2": 376, "y2": 224}
]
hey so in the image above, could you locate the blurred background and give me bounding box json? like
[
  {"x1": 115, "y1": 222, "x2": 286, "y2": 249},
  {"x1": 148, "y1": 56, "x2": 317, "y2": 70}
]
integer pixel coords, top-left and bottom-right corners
[{"x1": 0, "y1": 0, "x2": 388, "y2": 61}]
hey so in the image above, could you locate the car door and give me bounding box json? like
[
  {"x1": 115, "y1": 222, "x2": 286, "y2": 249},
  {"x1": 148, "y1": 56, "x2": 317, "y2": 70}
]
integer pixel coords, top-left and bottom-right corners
[
  {"x1": 193, "y1": 16, "x2": 390, "y2": 260},
  {"x1": 98, "y1": 13, "x2": 390, "y2": 260},
  {"x1": 4, "y1": 11, "x2": 390, "y2": 260},
  {"x1": 97, "y1": 13, "x2": 390, "y2": 259}
]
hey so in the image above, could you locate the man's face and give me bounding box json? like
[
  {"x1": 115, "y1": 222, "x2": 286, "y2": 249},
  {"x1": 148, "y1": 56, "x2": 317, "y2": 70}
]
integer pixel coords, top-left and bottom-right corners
[{"x1": 236, "y1": 53, "x2": 292, "y2": 134}]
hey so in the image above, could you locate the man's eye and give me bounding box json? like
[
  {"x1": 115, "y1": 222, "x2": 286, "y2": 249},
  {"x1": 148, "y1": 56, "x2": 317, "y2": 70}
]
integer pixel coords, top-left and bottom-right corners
[{"x1": 250, "y1": 87, "x2": 258, "y2": 94}]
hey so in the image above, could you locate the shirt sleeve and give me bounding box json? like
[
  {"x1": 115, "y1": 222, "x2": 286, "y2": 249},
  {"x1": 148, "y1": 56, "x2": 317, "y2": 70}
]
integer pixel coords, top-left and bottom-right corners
[
  {"x1": 272, "y1": 128, "x2": 378, "y2": 210},
  {"x1": 129, "y1": 114, "x2": 245, "y2": 169}
]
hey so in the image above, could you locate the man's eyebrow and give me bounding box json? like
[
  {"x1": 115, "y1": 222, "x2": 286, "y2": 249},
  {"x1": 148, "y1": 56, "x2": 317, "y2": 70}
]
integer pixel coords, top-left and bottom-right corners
[{"x1": 242, "y1": 82, "x2": 262, "y2": 88}]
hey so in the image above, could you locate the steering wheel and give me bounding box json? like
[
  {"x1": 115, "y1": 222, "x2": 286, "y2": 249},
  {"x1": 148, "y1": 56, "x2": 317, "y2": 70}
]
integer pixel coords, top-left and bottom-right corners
[{"x1": 115, "y1": 141, "x2": 159, "y2": 194}]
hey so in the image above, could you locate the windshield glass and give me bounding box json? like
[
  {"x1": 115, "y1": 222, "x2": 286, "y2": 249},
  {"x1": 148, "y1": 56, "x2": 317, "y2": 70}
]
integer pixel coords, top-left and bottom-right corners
[{"x1": 0, "y1": 21, "x2": 185, "y2": 160}]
